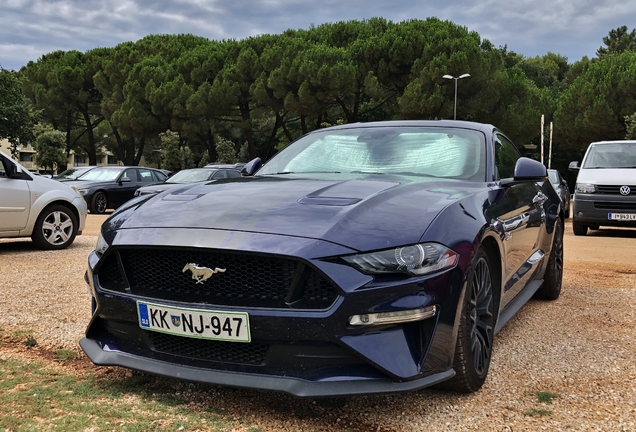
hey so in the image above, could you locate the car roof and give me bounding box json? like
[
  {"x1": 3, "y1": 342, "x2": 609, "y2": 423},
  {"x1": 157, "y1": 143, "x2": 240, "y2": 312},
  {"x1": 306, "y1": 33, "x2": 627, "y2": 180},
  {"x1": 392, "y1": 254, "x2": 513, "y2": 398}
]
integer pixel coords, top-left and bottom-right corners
[
  {"x1": 316, "y1": 120, "x2": 496, "y2": 134},
  {"x1": 589, "y1": 140, "x2": 636, "y2": 146}
]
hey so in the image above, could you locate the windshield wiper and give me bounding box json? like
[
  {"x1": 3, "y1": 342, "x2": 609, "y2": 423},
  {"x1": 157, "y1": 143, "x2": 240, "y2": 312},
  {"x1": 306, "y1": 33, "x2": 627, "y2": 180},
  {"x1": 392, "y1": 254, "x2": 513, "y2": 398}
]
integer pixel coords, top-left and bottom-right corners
[{"x1": 265, "y1": 171, "x2": 342, "y2": 175}]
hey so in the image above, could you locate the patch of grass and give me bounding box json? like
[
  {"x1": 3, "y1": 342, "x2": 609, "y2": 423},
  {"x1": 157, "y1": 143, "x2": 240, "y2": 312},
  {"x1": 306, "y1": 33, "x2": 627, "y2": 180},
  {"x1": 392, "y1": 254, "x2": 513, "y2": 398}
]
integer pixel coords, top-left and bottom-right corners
[
  {"x1": 0, "y1": 357, "x2": 243, "y2": 431},
  {"x1": 24, "y1": 336, "x2": 37, "y2": 348},
  {"x1": 535, "y1": 391, "x2": 559, "y2": 404},
  {"x1": 53, "y1": 349, "x2": 80, "y2": 361},
  {"x1": 523, "y1": 408, "x2": 553, "y2": 417},
  {"x1": 527, "y1": 390, "x2": 559, "y2": 404}
]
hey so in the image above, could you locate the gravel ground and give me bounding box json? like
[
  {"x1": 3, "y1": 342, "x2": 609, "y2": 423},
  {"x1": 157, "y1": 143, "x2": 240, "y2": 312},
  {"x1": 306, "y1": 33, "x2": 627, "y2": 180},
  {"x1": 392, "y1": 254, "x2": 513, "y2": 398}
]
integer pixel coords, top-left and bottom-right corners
[{"x1": 1, "y1": 215, "x2": 636, "y2": 431}]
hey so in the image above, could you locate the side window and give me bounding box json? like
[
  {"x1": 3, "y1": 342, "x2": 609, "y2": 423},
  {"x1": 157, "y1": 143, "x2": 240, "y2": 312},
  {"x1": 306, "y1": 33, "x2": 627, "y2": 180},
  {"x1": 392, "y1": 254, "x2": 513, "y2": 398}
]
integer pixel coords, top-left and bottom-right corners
[
  {"x1": 122, "y1": 169, "x2": 138, "y2": 182},
  {"x1": 212, "y1": 170, "x2": 228, "y2": 179},
  {"x1": 0, "y1": 157, "x2": 8, "y2": 177},
  {"x1": 227, "y1": 170, "x2": 241, "y2": 178},
  {"x1": 494, "y1": 134, "x2": 520, "y2": 180},
  {"x1": 153, "y1": 171, "x2": 167, "y2": 182},
  {"x1": 138, "y1": 169, "x2": 155, "y2": 182}
]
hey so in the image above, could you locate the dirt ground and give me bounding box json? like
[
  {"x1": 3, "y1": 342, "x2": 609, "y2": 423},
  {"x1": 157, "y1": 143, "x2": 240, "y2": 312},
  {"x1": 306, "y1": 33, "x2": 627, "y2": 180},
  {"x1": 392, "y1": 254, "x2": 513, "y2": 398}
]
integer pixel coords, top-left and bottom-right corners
[{"x1": 1, "y1": 213, "x2": 636, "y2": 431}]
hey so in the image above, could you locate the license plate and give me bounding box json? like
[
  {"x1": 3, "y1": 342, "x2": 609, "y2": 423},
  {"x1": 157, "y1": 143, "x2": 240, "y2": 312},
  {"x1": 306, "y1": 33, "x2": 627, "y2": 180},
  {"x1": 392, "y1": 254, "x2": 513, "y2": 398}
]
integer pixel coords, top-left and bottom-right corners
[
  {"x1": 608, "y1": 213, "x2": 636, "y2": 221},
  {"x1": 137, "y1": 301, "x2": 250, "y2": 342}
]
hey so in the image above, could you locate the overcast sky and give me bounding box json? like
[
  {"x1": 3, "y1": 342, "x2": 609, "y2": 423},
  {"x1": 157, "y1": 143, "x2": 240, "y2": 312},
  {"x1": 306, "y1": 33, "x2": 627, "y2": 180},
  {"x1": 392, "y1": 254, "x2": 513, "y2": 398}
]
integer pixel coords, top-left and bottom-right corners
[{"x1": 1, "y1": 0, "x2": 635, "y2": 71}]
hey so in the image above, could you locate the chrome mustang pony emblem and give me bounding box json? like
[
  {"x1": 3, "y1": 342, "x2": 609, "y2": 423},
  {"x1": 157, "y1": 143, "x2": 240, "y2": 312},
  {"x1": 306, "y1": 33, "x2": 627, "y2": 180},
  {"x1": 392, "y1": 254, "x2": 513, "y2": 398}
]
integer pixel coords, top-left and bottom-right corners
[{"x1": 182, "y1": 263, "x2": 226, "y2": 284}]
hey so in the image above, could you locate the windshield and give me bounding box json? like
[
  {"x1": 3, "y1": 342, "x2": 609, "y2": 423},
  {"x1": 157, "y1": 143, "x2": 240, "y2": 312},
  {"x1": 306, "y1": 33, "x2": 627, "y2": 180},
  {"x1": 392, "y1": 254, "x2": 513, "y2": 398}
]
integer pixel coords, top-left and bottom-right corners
[
  {"x1": 166, "y1": 169, "x2": 214, "y2": 183},
  {"x1": 258, "y1": 126, "x2": 486, "y2": 181},
  {"x1": 57, "y1": 168, "x2": 88, "y2": 179},
  {"x1": 583, "y1": 143, "x2": 636, "y2": 169},
  {"x1": 77, "y1": 167, "x2": 123, "y2": 181}
]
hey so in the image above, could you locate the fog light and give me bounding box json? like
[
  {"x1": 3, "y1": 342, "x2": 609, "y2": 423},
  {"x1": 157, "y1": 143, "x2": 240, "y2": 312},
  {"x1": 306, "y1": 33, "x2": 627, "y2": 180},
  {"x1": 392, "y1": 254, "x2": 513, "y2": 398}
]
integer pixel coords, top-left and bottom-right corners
[{"x1": 349, "y1": 305, "x2": 437, "y2": 326}]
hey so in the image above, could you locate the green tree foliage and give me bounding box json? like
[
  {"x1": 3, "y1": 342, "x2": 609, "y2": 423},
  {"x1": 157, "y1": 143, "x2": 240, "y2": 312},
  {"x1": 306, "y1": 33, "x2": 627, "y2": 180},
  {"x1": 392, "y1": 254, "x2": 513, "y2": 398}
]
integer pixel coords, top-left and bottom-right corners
[
  {"x1": 597, "y1": 26, "x2": 636, "y2": 58},
  {"x1": 626, "y1": 113, "x2": 636, "y2": 139},
  {"x1": 21, "y1": 49, "x2": 108, "y2": 166},
  {"x1": 31, "y1": 124, "x2": 67, "y2": 172},
  {"x1": 159, "y1": 130, "x2": 183, "y2": 172},
  {"x1": 555, "y1": 51, "x2": 636, "y2": 148},
  {"x1": 0, "y1": 68, "x2": 35, "y2": 158},
  {"x1": 18, "y1": 20, "x2": 636, "y2": 165},
  {"x1": 215, "y1": 136, "x2": 238, "y2": 163}
]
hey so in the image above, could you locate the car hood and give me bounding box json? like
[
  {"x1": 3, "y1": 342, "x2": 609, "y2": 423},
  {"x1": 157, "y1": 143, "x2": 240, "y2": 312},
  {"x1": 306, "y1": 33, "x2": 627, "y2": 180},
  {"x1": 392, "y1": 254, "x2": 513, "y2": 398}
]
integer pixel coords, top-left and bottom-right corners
[
  {"x1": 115, "y1": 176, "x2": 475, "y2": 251},
  {"x1": 137, "y1": 182, "x2": 194, "y2": 193},
  {"x1": 576, "y1": 168, "x2": 636, "y2": 185},
  {"x1": 64, "y1": 179, "x2": 117, "y2": 189}
]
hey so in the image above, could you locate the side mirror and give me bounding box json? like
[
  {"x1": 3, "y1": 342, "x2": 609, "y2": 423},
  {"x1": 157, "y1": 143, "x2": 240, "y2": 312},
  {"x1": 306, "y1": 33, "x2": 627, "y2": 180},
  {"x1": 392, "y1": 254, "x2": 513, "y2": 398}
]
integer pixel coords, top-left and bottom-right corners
[
  {"x1": 568, "y1": 161, "x2": 580, "y2": 171},
  {"x1": 514, "y1": 157, "x2": 547, "y2": 180},
  {"x1": 119, "y1": 176, "x2": 132, "y2": 184},
  {"x1": 240, "y1": 157, "x2": 262, "y2": 176}
]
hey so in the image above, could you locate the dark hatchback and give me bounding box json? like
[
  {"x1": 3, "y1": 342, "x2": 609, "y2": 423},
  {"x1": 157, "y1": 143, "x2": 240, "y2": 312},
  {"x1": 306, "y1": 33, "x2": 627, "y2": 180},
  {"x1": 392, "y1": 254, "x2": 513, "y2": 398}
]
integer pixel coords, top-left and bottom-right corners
[
  {"x1": 81, "y1": 121, "x2": 564, "y2": 397},
  {"x1": 65, "y1": 166, "x2": 168, "y2": 214}
]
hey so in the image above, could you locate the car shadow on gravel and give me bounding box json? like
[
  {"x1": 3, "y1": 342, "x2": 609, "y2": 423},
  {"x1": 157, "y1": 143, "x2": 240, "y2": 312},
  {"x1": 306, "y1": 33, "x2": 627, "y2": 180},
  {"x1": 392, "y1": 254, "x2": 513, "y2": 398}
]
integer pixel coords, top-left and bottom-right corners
[{"x1": 583, "y1": 228, "x2": 636, "y2": 238}]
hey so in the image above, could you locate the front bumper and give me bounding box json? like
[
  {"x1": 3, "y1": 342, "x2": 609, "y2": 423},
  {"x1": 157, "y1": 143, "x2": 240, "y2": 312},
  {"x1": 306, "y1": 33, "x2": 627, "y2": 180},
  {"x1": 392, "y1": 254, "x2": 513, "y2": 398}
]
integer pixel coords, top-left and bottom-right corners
[
  {"x1": 80, "y1": 337, "x2": 454, "y2": 397},
  {"x1": 573, "y1": 194, "x2": 636, "y2": 227},
  {"x1": 81, "y1": 228, "x2": 468, "y2": 396}
]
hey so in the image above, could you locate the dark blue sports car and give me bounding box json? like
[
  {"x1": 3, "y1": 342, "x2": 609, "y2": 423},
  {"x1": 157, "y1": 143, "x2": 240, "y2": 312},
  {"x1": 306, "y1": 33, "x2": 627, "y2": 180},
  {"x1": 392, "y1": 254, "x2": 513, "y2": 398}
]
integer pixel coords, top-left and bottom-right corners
[{"x1": 81, "y1": 120, "x2": 564, "y2": 397}]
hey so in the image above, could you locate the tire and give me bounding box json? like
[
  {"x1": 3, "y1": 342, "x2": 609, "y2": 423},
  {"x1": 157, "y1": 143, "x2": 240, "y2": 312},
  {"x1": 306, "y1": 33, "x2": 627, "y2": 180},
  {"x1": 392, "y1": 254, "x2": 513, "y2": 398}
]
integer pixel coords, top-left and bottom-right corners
[
  {"x1": 91, "y1": 191, "x2": 108, "y2": 214},
  {"x1": 438, "y1": 247, "x2": 495, "y2": 393},
  {"x1": 31, "y1": 204, "x2": 78, "y2": 250},
  {"x1": 534, "y1": 218, "x2": 563, "y2": 300},
  {"x1": 572, "y1": 218, "x2": 587, "y2": 236},
  {"x1": 564, "y1": 203, "x2": 570, "y2": 219}
]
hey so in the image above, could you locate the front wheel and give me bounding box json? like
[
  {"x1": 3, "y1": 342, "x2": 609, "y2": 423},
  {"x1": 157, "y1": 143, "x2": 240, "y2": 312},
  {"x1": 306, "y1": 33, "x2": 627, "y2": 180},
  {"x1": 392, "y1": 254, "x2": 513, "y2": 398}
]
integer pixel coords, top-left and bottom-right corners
[
  {"x1": 534, "y1": 218, "x2": 563, "y2": 300},
  {"x1": 438, "y1": 247, "x2": 495, "y2": 393},
  {"x1": 91, "y1": 191, "x2": 108, "y2": 214},
  {"x1": 31, "y1": 205, "x2": 78, "y2": 250},
  {"x1": 572, "y1": 218, "x2": 587, "y2": 236}
]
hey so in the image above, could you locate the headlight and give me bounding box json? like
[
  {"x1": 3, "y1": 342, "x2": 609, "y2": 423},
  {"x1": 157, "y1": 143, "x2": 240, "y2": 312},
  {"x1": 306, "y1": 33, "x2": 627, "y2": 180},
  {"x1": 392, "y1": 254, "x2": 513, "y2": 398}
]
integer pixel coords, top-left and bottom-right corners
[
  {"x1": 78, "y1": 188, "x2": 89, "y2": 196},
  {"x1": 342, "y1": 243, "x2": 458, "y2": 276},
  {"x1": 71, "y1": 186, "x2": 83, "y2": 198},
  {"x1": 575, "y1": 183, "x2": 596, "y2": 194},
  {"x1": 95, "y1": 232, "x2": 110, "y2": 255}
]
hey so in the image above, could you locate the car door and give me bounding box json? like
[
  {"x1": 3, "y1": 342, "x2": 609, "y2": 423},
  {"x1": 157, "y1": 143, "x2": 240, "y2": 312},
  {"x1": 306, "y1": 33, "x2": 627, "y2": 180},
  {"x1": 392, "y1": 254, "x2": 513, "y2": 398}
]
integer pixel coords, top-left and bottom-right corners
[
  {"x1": 110, "y1": 168, "x2": 140, "y2": 208},
  {"x1": 0, "y1": 155, "x2": 31, "y2": 232},
  {"x1": 490, "y1": 133, "x2": 546, "y2": 299}
]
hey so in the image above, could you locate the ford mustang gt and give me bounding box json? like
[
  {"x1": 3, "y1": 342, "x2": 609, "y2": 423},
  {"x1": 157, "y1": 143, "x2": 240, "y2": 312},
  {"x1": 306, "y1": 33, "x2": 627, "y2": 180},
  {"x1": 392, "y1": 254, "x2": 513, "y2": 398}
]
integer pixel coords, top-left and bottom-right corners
[{"x1": 81, "y1": 120, "x2": 564, "y2": 397}]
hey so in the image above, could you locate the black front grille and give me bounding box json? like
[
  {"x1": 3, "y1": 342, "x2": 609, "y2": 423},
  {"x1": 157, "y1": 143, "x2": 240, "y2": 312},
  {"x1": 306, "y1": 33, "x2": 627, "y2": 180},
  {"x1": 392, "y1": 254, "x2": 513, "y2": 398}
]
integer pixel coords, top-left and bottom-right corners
[
  {"x1": 594, "y1": 202, "x2": 636, "y2": 211},
  {"x1": 596, "y1": 185, "x2": 636, "y2": 195},
  {"x1": 98, "y1": 248, "x2": 339, "y2": 309},
  {"x1": 147, "y1": 331, "x2": 269, "y2": 365}
]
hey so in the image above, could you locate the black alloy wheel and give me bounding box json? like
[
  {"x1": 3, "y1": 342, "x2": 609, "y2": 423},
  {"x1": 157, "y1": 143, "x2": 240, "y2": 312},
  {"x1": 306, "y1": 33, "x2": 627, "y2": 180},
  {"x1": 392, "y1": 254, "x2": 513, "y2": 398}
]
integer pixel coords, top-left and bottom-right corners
[
  {"x1": 438, "y1": 247, "x2": 495, "y2": 392},
  {"x1": 534, "y1": 218, "x2": 564, "y2": 300},
  {"x1": 91, "y1": 191, "x2": 108, "y2": 214}
]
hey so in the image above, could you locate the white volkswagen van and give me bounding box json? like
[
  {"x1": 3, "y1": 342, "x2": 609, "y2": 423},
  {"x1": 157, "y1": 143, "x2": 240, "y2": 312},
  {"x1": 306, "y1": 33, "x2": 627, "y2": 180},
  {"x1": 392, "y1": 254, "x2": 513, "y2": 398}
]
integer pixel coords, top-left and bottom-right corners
[
  {"x1": 569, "y1": 140, "x2": 636, "y2": 236},
  {"x1": 0, "y1": 150, "x2": 87, "y2": 249}
]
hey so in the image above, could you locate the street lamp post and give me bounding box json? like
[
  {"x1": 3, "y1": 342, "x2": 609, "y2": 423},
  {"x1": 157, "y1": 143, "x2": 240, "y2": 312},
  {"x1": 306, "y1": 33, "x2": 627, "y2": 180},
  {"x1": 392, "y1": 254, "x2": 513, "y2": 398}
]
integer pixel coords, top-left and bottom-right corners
[{"x1": 442, "y1": 73, "x2": 471, "y2": 120}]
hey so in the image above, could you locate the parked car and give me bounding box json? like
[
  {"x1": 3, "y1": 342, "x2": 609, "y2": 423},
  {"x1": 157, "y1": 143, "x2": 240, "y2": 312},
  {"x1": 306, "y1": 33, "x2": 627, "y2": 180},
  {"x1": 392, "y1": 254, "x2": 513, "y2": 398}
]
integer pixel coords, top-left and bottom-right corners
[
  {"x1": 0, "y1": 151, "x2": 87, "y2": 250},
  {"x1": 55, "y1": 166, "x2": 97, "y2": 181},
  {"x1": 64, "y1": 166, "x2": 168, "y2": 214},
  {"x1": 569, "y1": 140, "x2": 636, "y2": 236},
  {"x1": 547, "y1": 169, "x2": 571, "y2": 218},
  {"x1": 134, "y1": 166, "x2": 242, "y2": 197},
  {"x1": 81, "y1": 121, "x2": 564, "y2": 397}
]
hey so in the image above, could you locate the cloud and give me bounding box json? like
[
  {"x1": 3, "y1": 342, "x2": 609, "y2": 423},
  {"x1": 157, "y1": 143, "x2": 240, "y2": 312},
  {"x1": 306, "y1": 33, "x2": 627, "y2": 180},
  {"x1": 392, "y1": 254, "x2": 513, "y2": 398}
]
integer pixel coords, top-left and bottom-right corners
[{"x1": 1, "y1": 0, "x2": 635, "y2": 70}]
